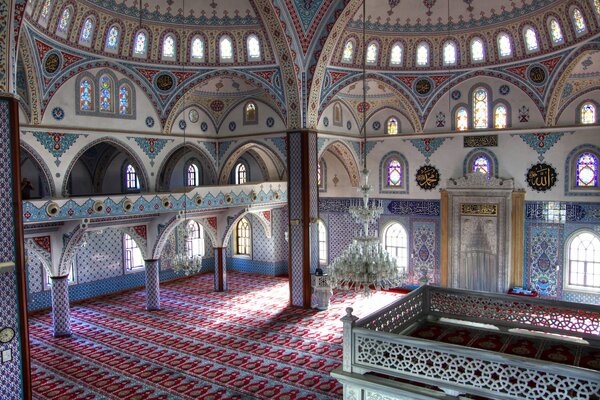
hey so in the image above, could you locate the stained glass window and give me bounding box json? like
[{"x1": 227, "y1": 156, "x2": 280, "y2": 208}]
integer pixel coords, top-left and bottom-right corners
[
  {"x1": 572, "y1": 8, "x2": 587, "y2": 34},
  {"x1": 342, "y1": 40, "x2": 354, "y2": 63},
  {"x1": 119, "y1": 85, "x2": 130, "y2": 115},
  {"x1": 443, "y1": 41, "x2": 457, "y2": 65},
  {"x1": 416, "y1": 43, "x2": 429, "y2": 66},
  {"x1": 317, "y1": 162, "x2": 321, "y2": 186},
  {"x1": 524, "y1": 27, "x2": 539, "y2": 52},
  {"x1": 318, "y1": 220, "x2": 327, "y2": 265},
  {"x1": 471, "y1": 38, "x2": 484, "y2": 62},
  {"x1": 456, "y1": 107, "x2": 468, "y2": 131},
  {"x1": 390, "y1": 43, "x2": 402, "y2": 65},
  {"x1": 38, "y1": 0, "x2": 52, "y2": 26},
  {"x1": 494, "y1": 104, "x2": 507, "y2": 129},
  {"x1": 497, "y1": 33, "x2": 512, "y2": 58},
  {"x1": 581, "y1": 102, "x2": 596, "y2": 124},
  {"x1": 472, "y1": 155, "x2": 490, "y2": 175},
  {"x1": 25, "y1": 0, "x2": 36, "y2": 15},
  {"x1": 236, "y1": 218, "x2": 251, "y2": 255},
  {"x1": 235, "y1": 163, "x2": 247, "y2": 184},
  {"x1": 245, "y1": 102, "x2": 257, "y2": 123},
  {"x1": 220, "y1": 36, "x2": 233, "y2": 61},
  {"x1": 387, "y1": 159, "x2": 402, "y2": 187},
  {"x1": 567, "y1": 231, "x2": 600, "y2": 289},
  {"x1": 56, "y1": 8, "x2": 71, "y2": 35},
  {"x1": 384, "y1": 223, "x2": 408, "y2": 271},
  {"x1": 473, "y1": 88, "x2": 488, "y2": 129},
  {"x1": 105, "y1": 26, "x2": 120, "y2": 51},
  {"x1": 162, "y1": 34, "x2": 176, "y2": 59},
  {"x1": 594, "y1": 0, "x2": 600, "y2": 16},
  {"x1": 366, "y1": 42, "x2": 378, "y2": 64},
  {"x1": 247, "y1": 34, "x2": 261, "y2": 60},
  {"x1": 133, "y1": 31, "x2": 147, "y2": 56},
  {"x1": 79, "y1": 18, "x2": 94, "y2": 46},
  {"x1": 79, "y1": 79, "x2": 93, "y2": 111},
  {"x1": 187, "y1": 164, "x2": 199, "y2": 186},
  {"x1": 191, "y1": 36, "x2": 204, "y2": 60},
  {"x1": 387, "y1": 117, "x2": 398, "y2": 135},
  {"x1": 186, "y1": 220, "x2": 204, "y2": 257},
  {"x1": 549, "y1": 18, "x2": 564, "y2": 44},
  {"x1": 99, "y1": 75, "x2": 112, "y2": 112},
  {"x1": 125, "y1": 164, "x2": 140, "y2": 190},
  {"x1": 576, "y1": 152, "x2": 599, "y2": 187}
]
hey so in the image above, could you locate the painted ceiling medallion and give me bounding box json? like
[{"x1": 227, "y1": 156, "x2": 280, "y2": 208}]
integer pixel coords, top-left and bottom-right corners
[{"x1": 188, "y1": 109, "x2": 199, "y2": 123}]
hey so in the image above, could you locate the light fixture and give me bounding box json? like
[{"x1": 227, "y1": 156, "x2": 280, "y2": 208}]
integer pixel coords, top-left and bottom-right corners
[
  {"x1": 327, "y1": 0, "x2": 405, "y2": 296},
  {"x1": 172, "y1": 0, "x2": 203, "y2": 275}
]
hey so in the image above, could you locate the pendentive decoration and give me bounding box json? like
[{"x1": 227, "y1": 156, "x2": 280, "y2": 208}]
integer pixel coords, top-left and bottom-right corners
[
  {"x1": 415, "y1": 165, "x2": 440, "y2": 190},
  {"x1": 526, "y1": 163, "x2": 557, "y2": 192}
]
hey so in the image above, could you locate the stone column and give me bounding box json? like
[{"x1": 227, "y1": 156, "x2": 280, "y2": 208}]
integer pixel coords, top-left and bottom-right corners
[
  {"x1": 145, "y1": 259, "x2": 160, "y2": 311},
  {"x1": 50, "y1": 276, "x2": 71, "y2": 337},
  {"x1": 214, "y1": 247, "x2": 227, "y2": 291},
  {"x1": 287, "y1": 131, "x2": 319, "y2": 308}
]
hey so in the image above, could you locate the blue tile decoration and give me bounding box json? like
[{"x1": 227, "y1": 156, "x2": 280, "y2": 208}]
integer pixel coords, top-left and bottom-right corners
[
  {"x1": 51, "y1": 107, "x2": 64, "y2": 121},
  {"x1": 218, "y1": 140, "x2": 233, "y2": 160},
  {"x1": 201, "y1": 122, "x2": 208, "y2": 132},
  {"x1": 406, "y1": 137, "x2": 450, "y2": 163},
  {"x1": 266, "y1": 137, "x2": 287, "y2": 159},
  {"x1": 129, "y1": 137, "x2": 173, "y2": 167},
  {"x1": 199, "y1": 141, "x2": 217, "y2": 162},
  {"x1": 451, "y1": 90, "x2": 461, "y2": 100},
  {"x1": 411, "y1": 221, "x2": 438, "y2": 285},
  {"x1": 145, "y1": 116, "x2": 155, "y2": 128},
  {"x1": 178, "y1": 120, "x2": 187, "y2": 130},
  {"x1": 31, "y1": 131, "x2": 82, "y2": 167},
  {"x1": 317, "y1": 138, "x2": 329, "y2": 155},
  {"x1": 372, "y1": 121, "x2": 381, "y2": 131},
  {"x1": 388, "y1": 200, "x2": 440, "y2": 216},
  {"x1": 365, "y1": 140, "x2": 383, "y2": 158},
  {"x1": 266, "y1": 117, "x2": 275, "y2": 127},
  {"x1": 527, "y1": 224, "x2": 562, "y2": 297},
  {"x1": 229, "y1": 121, "x2": 236, "y2": 132},
  {"x1": 525, "y1": 201, "x2": 600, "y2": 223},
  {"x1": 50, "y1": 276, "x2": 71, "y2": 336},
  {"x1": 499, "y1": 85, "x2": 510, "y2": 95},
  {"x1": 511, "y1": 132, "x2": 570, "y2": 161}
]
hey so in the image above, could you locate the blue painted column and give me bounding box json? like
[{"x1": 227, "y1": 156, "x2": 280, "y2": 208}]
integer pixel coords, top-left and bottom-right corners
[
  {"x1": 144, "y1": 259, "x2": 160, "y2": 311},
  {"x1": 287, "y1": 131, "x2": 319, "y2": 308},
  {"x1": 50, "y1": 276, "x2": 71, "y2": 337},
  {"x1": 214, "y1": 247, "x2": 227, "y2": 291}
]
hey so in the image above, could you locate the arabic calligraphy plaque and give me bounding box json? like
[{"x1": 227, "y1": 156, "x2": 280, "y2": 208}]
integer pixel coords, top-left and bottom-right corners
[
  {"x1": 414, "y1": 78, "x2": 432, "y2": 95},
  {"x1": 415, "y1": 165, "x2": 440, "y2": 190},
  {"x1": 528, "y1": 65, "x2": 546, "y2": 85},
  {"x1": 460, "y1": 203, "x2": 498, "y2": 216},
  {"x1": 156, "y1": 73, "x2": 174, "y2": 91},
  {"x1": 44, "y1": 53, "x2": 60, "y2": 74},
  {"x1": 463, "y1": 135, "x2": 498, "y2": 147},
  {"x1": 526, "y1": 163, "x2": 557, "y2": 192}
]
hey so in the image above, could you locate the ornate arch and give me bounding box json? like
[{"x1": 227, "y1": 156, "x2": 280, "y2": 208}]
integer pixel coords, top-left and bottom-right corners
[
  {"x1": 152, "y1": 215, "x2": 218, "y2": 259},
  {"x1": 25, "y1": 238, "x2": 52, "y2": 276},
  {"x1": 155, "y1": 142, "x2": 218, "y2": 191},
  {"x1": 219, "y1": 141, "x2": 286, "y2": 185},
  {"x1": 222, "y1": 209, "x2": 251, "y2": 248},
  {"x1": 318, "y1": 140, "x2": 360, "y2": 187},
  {"x1": 61, "y1": 137, "x2": 150, "y2": 196},
  {"x1": 20, "y1": 141, "x2": 56, "y2": 197},
  {"x1": 17, "y1": 34, "x2": 42, "y2": 123}
]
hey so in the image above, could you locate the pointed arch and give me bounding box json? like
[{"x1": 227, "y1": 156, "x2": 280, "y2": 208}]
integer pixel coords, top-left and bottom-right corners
[
  {"x1": 152, "y1": 215, "x2": 218, "y2": 259},
  {"x1": 219, "y1": 141, "x2": 287, "y2": 185},
  {"x1": 155, "y1": 143, "x2": 218, "y2": 191},
  {"x1": 20, "y1": 142, "x2": 56, "y2": 198},
  {"x1": 318, "y1": 140, "x2": 360, "y2": 187}
]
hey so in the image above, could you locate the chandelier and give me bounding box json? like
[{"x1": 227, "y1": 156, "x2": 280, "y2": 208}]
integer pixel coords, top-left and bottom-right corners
[{"x1": 327, "y1": 0, "x2": 405, "y2": 296}]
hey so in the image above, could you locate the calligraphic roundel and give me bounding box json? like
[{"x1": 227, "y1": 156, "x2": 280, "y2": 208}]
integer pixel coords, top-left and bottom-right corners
[{"x1": 526, "y1": 163, "x2": 557, "y2": 192}]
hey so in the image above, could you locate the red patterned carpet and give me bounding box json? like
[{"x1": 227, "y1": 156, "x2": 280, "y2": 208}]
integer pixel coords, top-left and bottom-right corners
[{"x1": 29, "y1": 272, "x2": 403, "y2": 399}]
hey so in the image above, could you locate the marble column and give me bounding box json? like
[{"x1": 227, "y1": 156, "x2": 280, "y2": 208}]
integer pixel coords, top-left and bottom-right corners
[
  {"x1": 287, "y1": 131, "x2": 319, "y2": 308},
  {"x1": 145, "y1": 259, "x2": 160, "y2": 311},
  {"x1": 214, "y1": 247, "x2": 227, "y2": 292},
  {"x1": 50, "y1": 276, "x2": 71, "y2": 337}
]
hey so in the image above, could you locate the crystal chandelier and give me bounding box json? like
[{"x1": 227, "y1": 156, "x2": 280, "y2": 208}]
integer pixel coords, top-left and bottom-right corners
[{"x1": 327, "y1": 0, "x2": 405, "y2": 296}]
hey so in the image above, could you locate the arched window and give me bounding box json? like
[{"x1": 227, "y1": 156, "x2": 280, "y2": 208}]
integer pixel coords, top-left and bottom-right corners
[
  {"x1": 133, "y1": 31, "x2": 148, "y2": 57},
  {"x1": 244, "y1": 102, "x2": 257, "y2": 124},
  {"x1": 38, "y1": 0, "x2": 53, "y2": 27},
  {"x1": 236, "y1": 218, "x2": 251, "y2": 256},
  {"x1": 472, "y1": 87, "x2": 489, "y2": 129},
  {"x1": 220, "y1": 36, "x2": 234, "y2": 62},
  {"x1": 105, "y1": 25, "x2": 120, "y2": 52},
  {"x1": 383, "y1": 223, "x2": 408, "y2": 272},
  {"x1": 235, "y1": 163, "x2": 247, "y2": 185},
  {"x1": 456, "y1": 107, "x2": 469, "y2": 131},
  {"x1": 572, "y1": 7, "x2": 587, "y2": 35},
  {"x1": 472, "y1": 155, "x2": 491, "y2": 176},
  {"x1": 548, "y1": 18, "x2": 564, "y2": 45},
  {"x1": 494, "y1": 104, "x2": 508, "y2": 129},
  {"x1": 79, "y1": 17, "x2": 95, "y2": 47},
  {"x1": 342, "y1": 40, "x2": 355, "y2": 63},
  {"x1": 25, "y1": 0, "x2": 36, "y2": 16},
  {"x1": 387, "y1": 159, "x2": 403, "y2": 186},
  {"x1": 123, "y1": 234, "x2": 144, "y2": 271},
  {"x1": 162, "y1": 34, "x2": 176, "y2": 60},
  {"x1": 186, "y1": 220, "x2": 204, "y2": 258},
  {"x1": 386, "y1": 117, "x2": 399, "y2": 135},
  {"x1": 381, "y1": 152, "x2": 408, "y2": 193},
  {"x1": 318, "y1": 159, "x2": 326, "y2": 189},
  {"x1": 99, "y1": 75, "x2": 113, "y2": 113},
  {"x1": 118, "y1": 84, "x2": 131, "y2": 116},
  {"x1": 187, "y1": 163, "x2": 199, "y2": 186},
  {"x1": 576, "y1": 152, "x2": 599, "y2": 187},
  {"x1": 470, "y1": 37, "x2": 485, "y2": 62},
  {"x1": 390, "y1": 42, "x2": 403, "y2": 66},
  {"x1": 443, "y1": 41, "x2": 457, "y2": 66},
  {"x1": 191, "y1": 36, "x2": 205, "y2": 61},
  {"x1": 79, "y1": 79, "x2": 93, "y2": 111},
  {"x1": 333, "y1": 103, "x2": 343, "y2": 126},
  {"x1": 594, "y1": 0, "x2": 600, "y2": 17},
  {"x1": 247, "y1": 34, "x2": 261, "y2": 60},
  {"x1": 581, "y1": 102, "x2": 597, "y2": 124},
  {"x1": 416, "y1": 42, "x2": 429, "y2": 66},
  {"x1": 523, "y1": 26, "x2": 539, "y2": 53},
  {"x1": 366, "y1": 42, "x2": 378, "y2": 65},
  {"x1": 318, "y1": 220, "x2": 327, "y2": 265},
  {"x1": 565, "y1": 231, "x2": 600, "y2": 290},
  {"x1": 497, "y1": 33, "x2": 512, "y2": 58},
  {"x1": 125, "y1": 164, "x2": 140, "y2": 190},
  {"x1": 56, "y1": 7, "x2": 72, "y2": 37}
]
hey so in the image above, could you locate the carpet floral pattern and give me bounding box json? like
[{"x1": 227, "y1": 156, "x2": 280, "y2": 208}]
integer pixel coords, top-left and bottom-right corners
[{"x1": 29, "y1": 272, "x2": 403, "y2": 399}]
